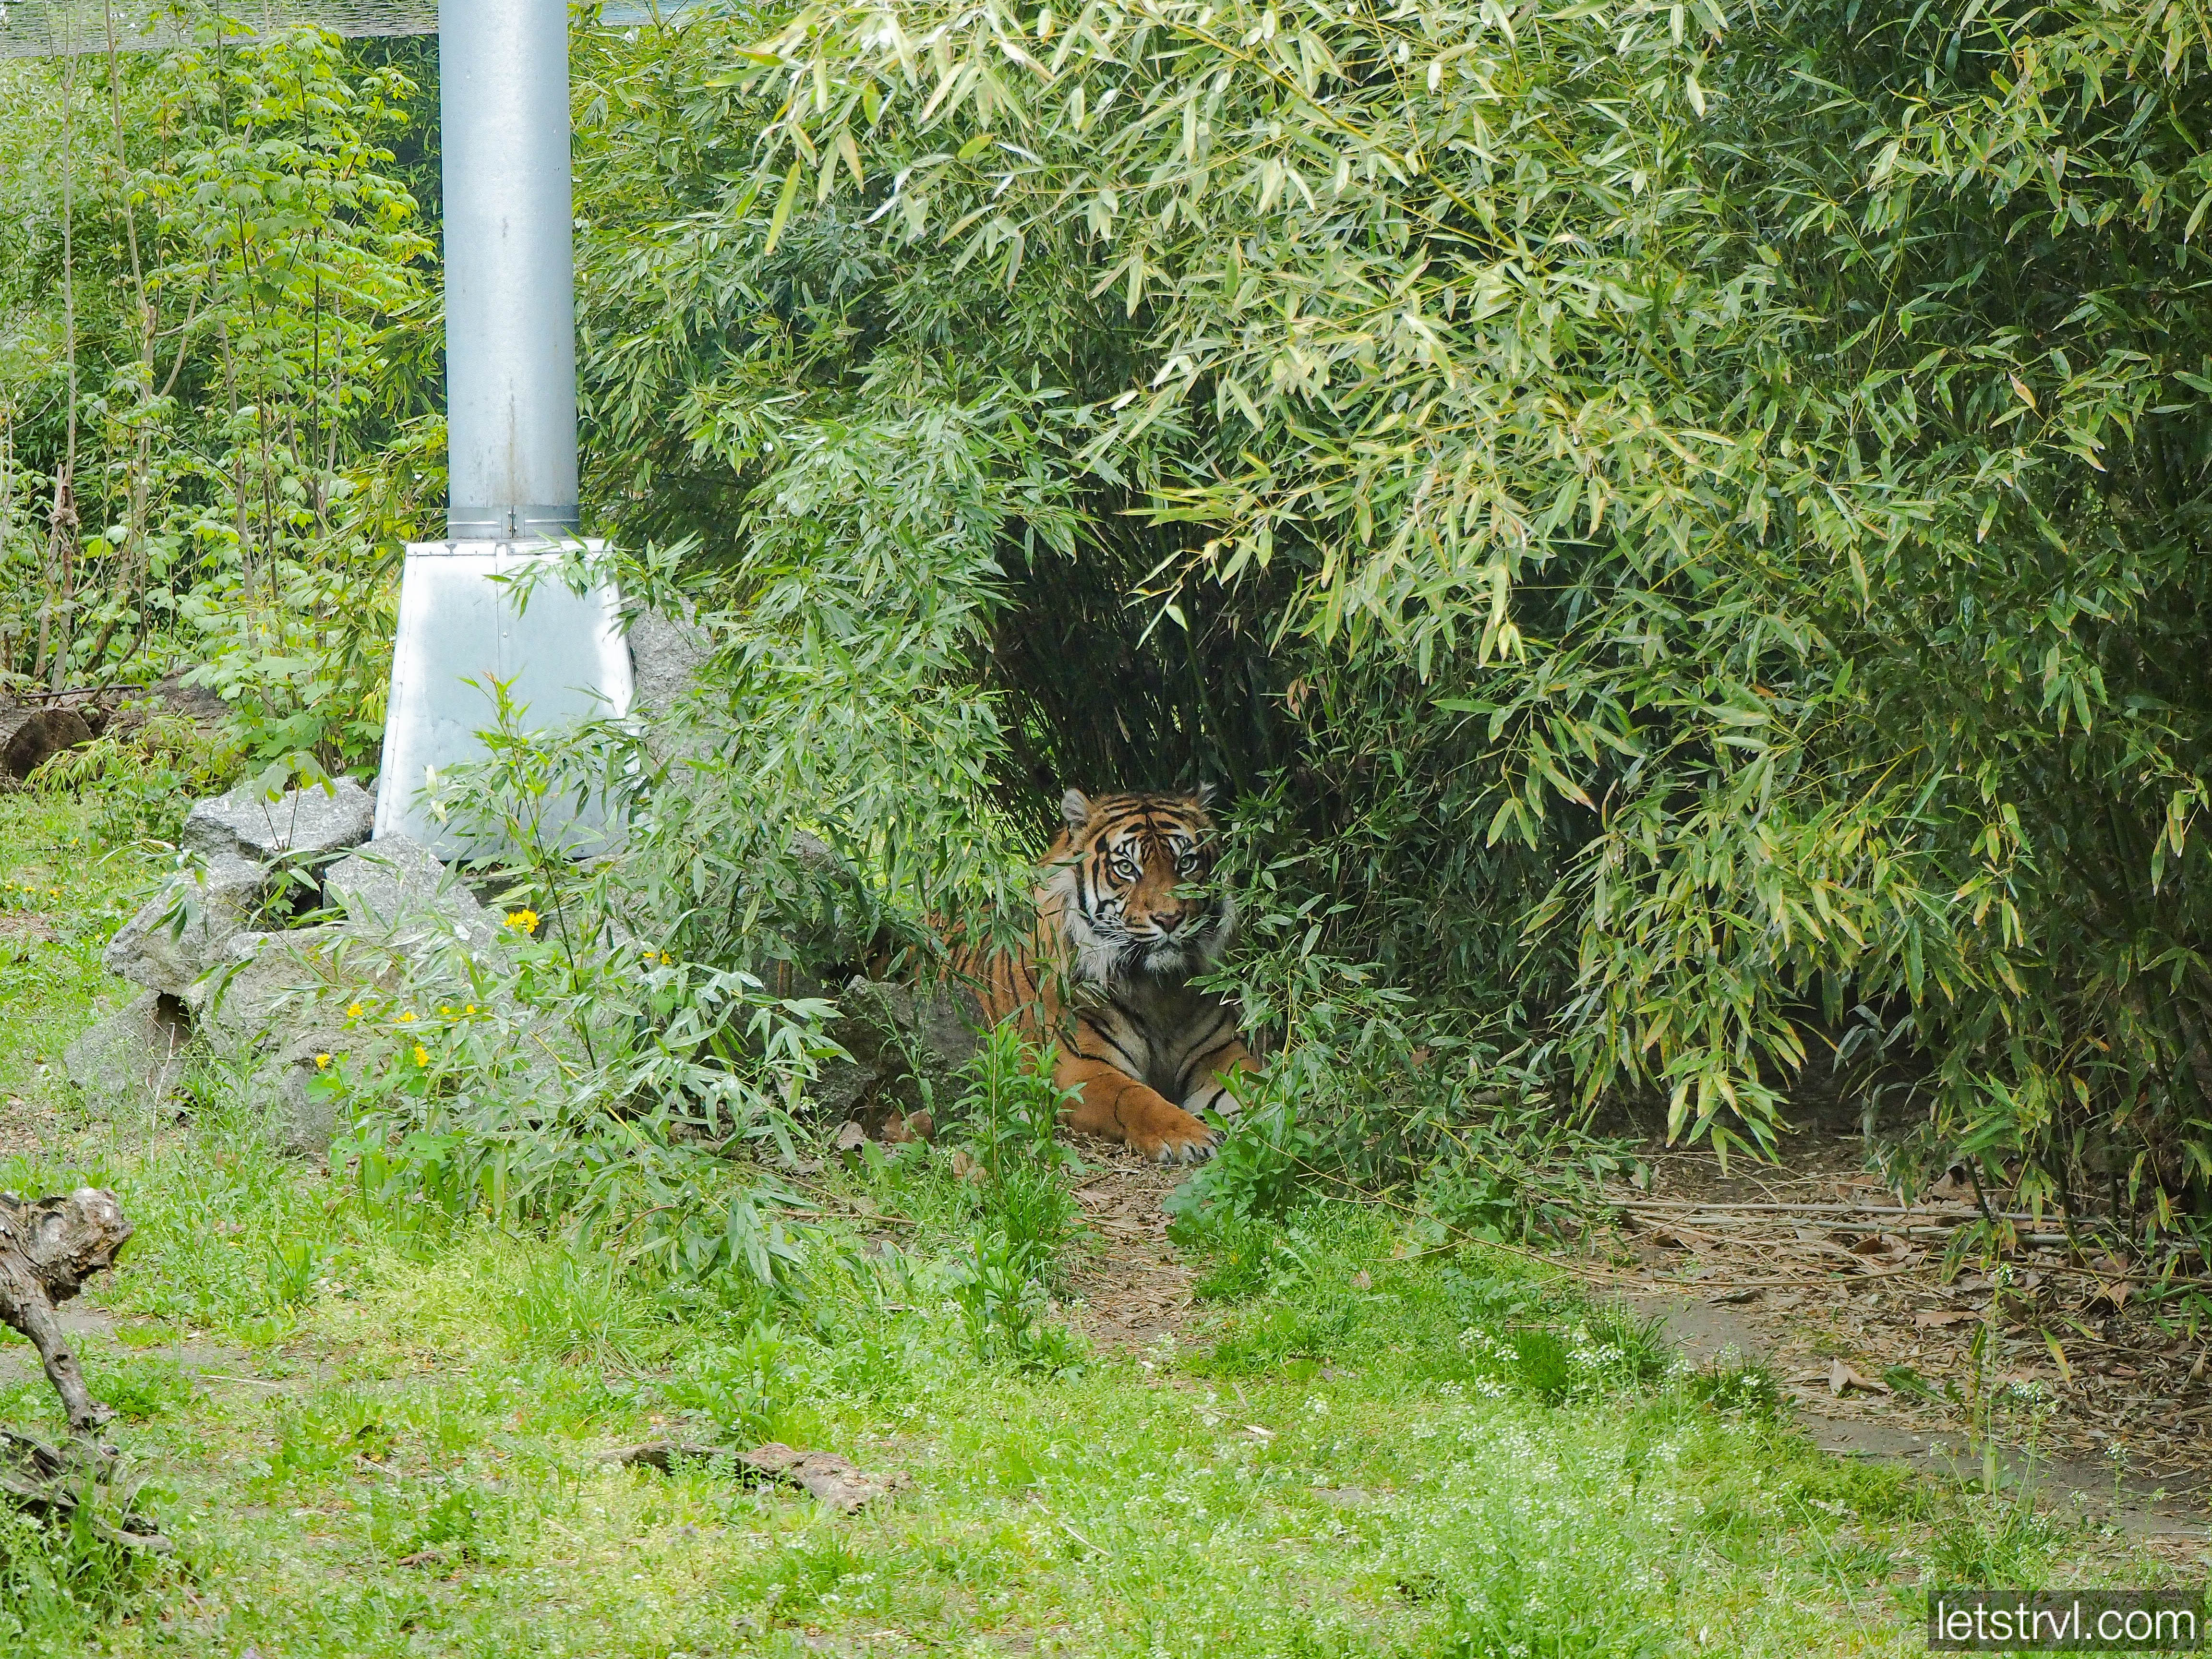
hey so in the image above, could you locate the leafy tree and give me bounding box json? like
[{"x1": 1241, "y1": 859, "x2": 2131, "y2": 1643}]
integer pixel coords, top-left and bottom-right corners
[{"x1": 0, "y1": 16, "x2": 436, "y2": 767}]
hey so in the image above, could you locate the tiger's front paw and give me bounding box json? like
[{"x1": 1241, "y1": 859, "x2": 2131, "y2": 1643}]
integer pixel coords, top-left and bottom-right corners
[{"x1": 1127, "y1": 1105, "x2": 1218, "y2": 1165}]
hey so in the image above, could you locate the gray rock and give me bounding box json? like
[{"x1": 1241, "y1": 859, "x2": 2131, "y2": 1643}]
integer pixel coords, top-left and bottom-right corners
[
  {"x1": 244, "y1": 1028, "x2": 355, "y2": 1157},
  {"x1": 626, "y1": 605, "x2": 713, "y2": 720},
  {"x1": 181, "y1": 776, "x2": 374, "y2": 866},
  {"x1": 188, "y1": 926, "x2": 367, "y2": 1054},
  {"x1": 322, "y1": 834, "x2": 498, "y2": 949},
  {"x1": 807, "y1": 976, "x2": 985, "y2": 1126},
  {"x1": 61, "y1": 991, "x2": 189, "y2": 1115},
  {"x1": 100, "y1": 851, "x2": 269, "y2": 997}
]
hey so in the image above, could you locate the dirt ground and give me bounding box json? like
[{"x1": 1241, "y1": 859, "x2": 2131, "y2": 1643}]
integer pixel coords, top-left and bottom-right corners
[
  {"x1": 1056, "y1": 1143, "x2": 1198, "y2": 1353},
  {"x1": 1587, "y1": 1074, "x2": 2212, "y2": 1542}
]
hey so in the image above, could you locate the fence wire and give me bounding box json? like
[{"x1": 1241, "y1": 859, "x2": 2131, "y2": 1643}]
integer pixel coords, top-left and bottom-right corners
[
  {"x1": 0, "y1": 1, "x2": 436, "y2": 58},
  {"x1": 0, "y1": 1, "x2": 739, "y2": 56}
]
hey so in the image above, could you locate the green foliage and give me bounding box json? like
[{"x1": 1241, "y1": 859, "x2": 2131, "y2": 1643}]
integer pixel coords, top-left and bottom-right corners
[
  {"x1": 324, "y1": 691, "x2": 847, "y2": 1289},
  {"x1": 0, "y1": 1503, "x2": 160, "y2": 1658},
  {"x1": 13, "y1": 0, "x2": 2212, "y2": 1430},
  {"x1": 945, "y1": 1228, "x2": 1087, "y2": 1374},
  {"x1": 1185, "y1": 1203, "x2": 1673, "y2": 1400},
  {"x1": 1682, "y1": 1356, "x2": 1784, "y2": 1422},
  {"x1": 27, "y1": 708, "x2": 243, "y2": 847},
  {"x1": 80, "y1": 1355, "x2": 196, "y2": 1422},
  {"x1": 503, "y1": 1250, "x2": 677, "y2": 1368},
  {"x1": 930, "y1": 1028, "x2": 1085, "y2": 1370},
  {"x1": 658, "y1": 1316, "x2": 819, "y2": 1442},
  {"x1": 1168, "y1": 1097, "x2": 1321, "y2": 1232},
  {"x1": 953, "y1": 1025, "x2": 1082, "y2": 1276},
  {"x1": 1925, "y1": 1491, "x2": 2076, "y2": 1594},
  {"x1": 0, "y1": 20, "x2": 434, "y2": 763},
  {"x1": 1172, "y1": 889, "x2": 1640, "y2": 1241},
  {"x1": 955, "y1": 1024, "x2": 1072, "y2": 1175},
  {"x1": 14, "y1": 0, "x2": 2207, "y2": 1231},
  {"x1": 369, "y1": 1474, "x2": 511, "y2": 1566},
  {"x1": 552, "y1": 0, "x2": 2212, "y2": 1225}
]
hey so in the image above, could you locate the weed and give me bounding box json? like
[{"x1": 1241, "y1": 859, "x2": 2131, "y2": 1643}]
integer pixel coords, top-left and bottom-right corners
[
  {"x1": 1683, "y1": 1354, "x2": 1785, "y2": 1419},
  {"x1": 955, "y1": 1025, "x2": 1072, "y2": 1175},
  {"x1": 1166, "y1": 1093, "x2": 1322, "y2": 1235},
  {"x1": 29, "y1": 712, "x2": 242, "y2": 849},
  {"x1": 1189, "y1": 1208, "x2": 1672, "y2": 1407},
  {"x1": 955, "y1": 1028, "x2": 1081, "y2": 1278},
  {"x1": 504, "y1": 1249, "x2": 673, "y2": 1368},
  {"x1": 1188, "y1": 1212, "x2": 1301, "y2": 1300},
  {"x1": 371, "y1": 1475, "x2": 510, "y2": 1564},
  {"x1": 978, "y1": 1160, "x2": 1078, "y2": 1281},
  {"x1": 0, "y1": 1504, "x2": 161, "y2": 1657},
  {"x1": 1457, "y1": 1311, "x2": 1673, "y2": 1405},
  {"x1": 659, "y1": 1317, "x2": 819, "y2": 1444},
  {"x1": 1787, "y1": 1454, "x2": 1934, "y2": 1525},
  {"x1": 1412, "y1": 1103, "x2": 1641, "y2": 1248},
  {"x1": 268, "y1": 1238, "x2": 326, "y2": 1306},
  {"x1": 1927, "y1": 1490, "x2": 2073, "y2": 1589},
  {"x1": 946, "y1": 1231, "x2": 1084, "y2": 1375},
  {"x1": 80, "y1": 1355, "x2": 193, "y2": 1422},
  {"x1": 253, "y1": 1389, "x2": 399, "y2": 1492}
]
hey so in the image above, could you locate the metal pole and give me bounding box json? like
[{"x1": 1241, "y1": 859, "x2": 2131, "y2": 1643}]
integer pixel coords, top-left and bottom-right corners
[
  {"x1": 439, "y1": 0, "x2": 578, "y2": 541},
  {"x1": 374, "y1": 0, "x2": 628, "y2": 855}
]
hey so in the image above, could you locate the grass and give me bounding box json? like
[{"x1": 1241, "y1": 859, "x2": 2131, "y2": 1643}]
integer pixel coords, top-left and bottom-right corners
[
  {"x1": 0, "y1": 793, "x2": 2186, "y2": 1657},
  {"x1": 0, "y1": 792, "x2": 155, "y2": 1112}
]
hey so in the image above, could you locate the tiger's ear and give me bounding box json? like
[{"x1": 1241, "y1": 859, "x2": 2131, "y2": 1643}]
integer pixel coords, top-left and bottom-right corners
[
  {"x1": 1191, "y1": 781, "x2": 1218, "y2": 809},
  {"x1": 1060, "y1": 788, "x2": 1094, "y2": 834}
]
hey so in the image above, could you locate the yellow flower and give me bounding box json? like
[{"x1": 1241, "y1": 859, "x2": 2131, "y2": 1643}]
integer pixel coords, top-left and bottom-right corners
[
  {"x1": 398, "y1": 1010, "x2": 417, "y2": 1024},
  {"x1": 439, "y1": 1005, "x2": 453, "y2": 1017},
  {"x1": 505, "y1": 908, "x2": 541, "y2": 935},
  {"x1": 345, "y1": 1002, "x2": 364, "y2": 1020},
  {"x1": 412, "y1": 1044, "x2": 429, "y2": 1068},
  {"x1": 313, "y1": 1053, "x2": 331, "y2": 1070},
  {"x1": 660, "y1": 951, "x2": 673, "y2": 965},
  {"x1": 464, "y1": 1003, "x2": 477, "y2": 1015}
]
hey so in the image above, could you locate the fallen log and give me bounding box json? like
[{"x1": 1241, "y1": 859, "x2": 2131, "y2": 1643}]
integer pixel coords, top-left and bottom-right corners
[
  {"x1": 0, "y1": 1190, "x2": 165, "y2": 1552},
  {"x1": 0, "y1": 1187, "x2": 133, "y2": 1434}
]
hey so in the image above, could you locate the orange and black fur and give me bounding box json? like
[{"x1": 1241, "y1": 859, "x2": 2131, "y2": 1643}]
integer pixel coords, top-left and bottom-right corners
[{"x1": 973, "y1": 788, "x2": 1256, "y2": 1163}]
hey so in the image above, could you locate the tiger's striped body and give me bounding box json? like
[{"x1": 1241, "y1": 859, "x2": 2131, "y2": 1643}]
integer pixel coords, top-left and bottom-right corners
[{"x1": 972, "y1": 788, "x2": 1254, "y2": 1163}]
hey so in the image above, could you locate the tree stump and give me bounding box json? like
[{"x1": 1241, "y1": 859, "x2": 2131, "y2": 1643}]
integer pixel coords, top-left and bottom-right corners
[
  {"x1": 0, "y1": 1188, "x2": 132, "y2": 1434},
  {"x1": 0, "y1": 706, "x2": 93, "y2": 782}
]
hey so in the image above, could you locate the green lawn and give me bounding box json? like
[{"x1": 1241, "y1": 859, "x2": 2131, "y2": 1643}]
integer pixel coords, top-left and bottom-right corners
[{"x1": 0, "y1": 795, "x2": 2173, "y2": 1657}]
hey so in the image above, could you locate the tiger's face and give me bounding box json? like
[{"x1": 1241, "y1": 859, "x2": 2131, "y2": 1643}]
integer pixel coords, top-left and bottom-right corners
[{"x1": 1050, "y1": 787, "x2": 1234, "y2": 982}]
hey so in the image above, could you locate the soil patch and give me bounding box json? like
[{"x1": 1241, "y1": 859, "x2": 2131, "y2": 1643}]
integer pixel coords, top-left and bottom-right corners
[
  {"x1": 1595, "y1": 1101, "x2": 2212, "y2": 1540},
  {"x1": 1058, "y1": 1141, "x2": 1196, "y2": 1351},
  {"x1": 0, "y1": 912, "x2": 54, "y2": 946},
  {"x1": 0, "y1": 1091, "x2": 64, "y2": 1163}
]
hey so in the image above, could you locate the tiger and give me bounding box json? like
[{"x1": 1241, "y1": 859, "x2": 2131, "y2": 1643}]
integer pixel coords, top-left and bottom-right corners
[{"x1": 970, "y1": 786, "x2": 1256, "y2": 1163}]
